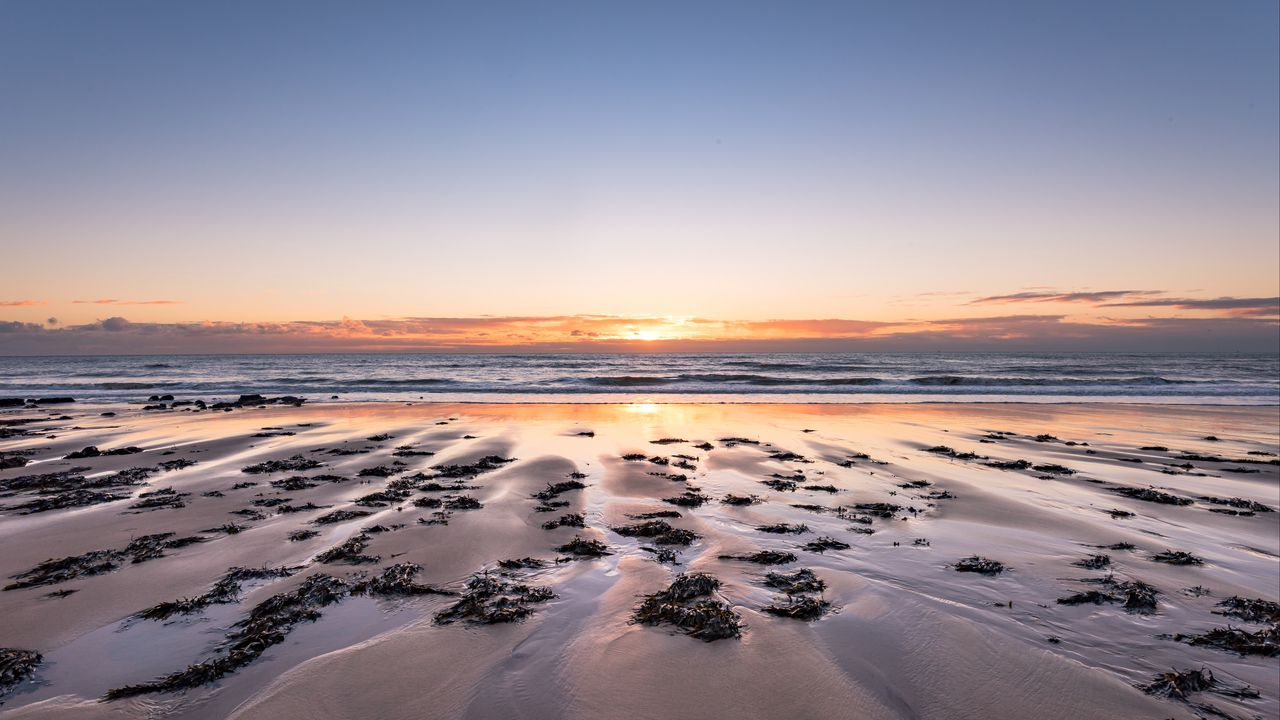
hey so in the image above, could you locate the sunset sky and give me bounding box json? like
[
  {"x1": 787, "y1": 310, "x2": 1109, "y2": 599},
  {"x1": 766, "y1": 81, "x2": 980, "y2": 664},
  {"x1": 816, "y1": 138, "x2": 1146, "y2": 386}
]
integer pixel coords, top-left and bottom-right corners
[{"x1": 1, "y1": 1, "x2": 1277, "y2": 353}]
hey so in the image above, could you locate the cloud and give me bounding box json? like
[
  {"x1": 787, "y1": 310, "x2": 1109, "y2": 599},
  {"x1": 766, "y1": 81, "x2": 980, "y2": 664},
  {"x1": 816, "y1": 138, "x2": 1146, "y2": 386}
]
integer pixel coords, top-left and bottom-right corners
[
  {"x1": 0, "y1": 300, "x2": 46, "y2": 307},
  {"x1": 970, "y1": 290, "x2": 1156, "y2": 305},
  {"x1": 1099, "y1": 296, "x2": 1280, "y2": 317},
  {"x1": 71, "y1": 299, "x2": 184, "y2": 305},
  {"x1": 0, "y1": 312, "x2": 1273, "y2": 354}
]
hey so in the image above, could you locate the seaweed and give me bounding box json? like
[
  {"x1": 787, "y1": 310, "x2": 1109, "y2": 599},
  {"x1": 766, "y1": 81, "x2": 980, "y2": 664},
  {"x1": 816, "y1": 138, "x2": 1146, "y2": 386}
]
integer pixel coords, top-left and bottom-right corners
[
  {"x1": 629, "y1": 510, "x2": 682, "y2": 519},
  {"x1": 315, "y1": 535, "x2": 379, "y2": 565},
  {"x1": 312, "y1": 508, "x2": 372, "y2": 525},
  {"x1": 801, "y1": 537, "x2": 850, "y2": 553},
  {"x1": 434, "y1": 573, "x2": 554, "y2": 625},
  {"x1": 5, "y1": 533, "x2": 205, "y2": 590},
  {"x1": 1112, "y1": 486, "x2": 1193, "y2": 506},
  {"x1": 443, "y1": 495, "x2": 483, "y2": 510},
  {"x1": 612, "y1": 520, "x2": 698, "y2": 546},
  {"x1": 986, "y1": 459, "x2": 1032, "y2": 470},
  {"x1": 662, "y1": 490, "x2": 709, "y2": 507},
  {"x1": 134, "y1": 566, "x2": 296, "y2": 621},
  {"x1": 756, "y1": 523, "x2": 809, "y2": 534},
  {"x1": 556, "y1": 537, "x2": 612, "y2": 557},
  {"x1": 0, "y1": 648, "x2": 42, "y2": 696},
  {"x1": 497, "y1": 557, "x2": 546, "y2": 570},
  {"x1": 1152, "y1": 550, "x2": 1204, "y2": 566},
  {"x1": 721, "y1": 494, "x2": 760, "y2": 506},
  {"x1": 542, "y1": 513, "x2": 586, "y2": 530},
  {"x1": 762, "y1": 596, "x2": 829, "y2": 620},
  {"x1": 1172, "y1": 626, "x2": 1279, "y2": 657},
  {"x1": 760, "y1": 478, "x2": 798, "y2": 492},
  {"x1": 1140, "y1": 668, "x2": 1216, "y2": 700},
  {"x1": 128, "y1": 488, "x2": 188, "y2": 511},
  {"x1": 105, "y1": 574, "x2": 349, "y2": 699},
  {"x1": 1073, "y1": 554, "x2": 1111, "y2": 570},
  {"x1": 1032, "y1": 464, "x2": 1075, "y2": 475},
  {"x1": 241, "y1": 455, "x2": 323, "y2": 474},
  {"x1": 1199, "y1": 496, "x2": 1274, "y2": 513},
  {"x1": 633, "y1": 573, "x2": 742, "y2": 641},
  {"x1": 851, "y1": 502, "x2": 900, "y2": 518},
  {"x1": 352, "y1": 563, "x2": 452, "y2": 596},
  {"x1": 287, "y1": 529, "x2": 319, "y2": 542},
  {"x1": 768, "y1": 451, "x2": 810, "y2": 463},
  {"x1": 6, "y1": 489, "x2": 130, "y2": 514},
  {"x1": 430, "y1": 455, "x2": 515, "y2": 478},
  {"x1": 802, "y1": 484, "x2": 839, "y2": 493},
  {"x1": 954, "y1": 556, "x2": 1005, "y2": 575},
  {"x1": 718, "y1": 550, "x2": 796, "y2": 565},
  {"x1": 1214, "y1": 596, "x2": 1280, "y2": 624},
  {"x1": 763, "y1": 568, "x2": 825, "y2": 594},
  {"x1": 532, "y1": 480, "x2": 586, "y2": 501}
]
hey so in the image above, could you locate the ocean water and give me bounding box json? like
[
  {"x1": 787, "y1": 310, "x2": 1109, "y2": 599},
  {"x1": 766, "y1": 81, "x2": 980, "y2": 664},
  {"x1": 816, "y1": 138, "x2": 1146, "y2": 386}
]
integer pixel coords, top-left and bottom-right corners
[{"x1": 0, "y1": 353, "x2": 1276, "y2": 405}]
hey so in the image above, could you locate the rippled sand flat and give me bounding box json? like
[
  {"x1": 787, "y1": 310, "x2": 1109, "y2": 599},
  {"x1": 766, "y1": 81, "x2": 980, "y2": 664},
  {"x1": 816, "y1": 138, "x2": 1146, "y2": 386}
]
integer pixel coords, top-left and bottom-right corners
[{"x1": 0, "y1": 402, "x2": 1276, "y2": 719}]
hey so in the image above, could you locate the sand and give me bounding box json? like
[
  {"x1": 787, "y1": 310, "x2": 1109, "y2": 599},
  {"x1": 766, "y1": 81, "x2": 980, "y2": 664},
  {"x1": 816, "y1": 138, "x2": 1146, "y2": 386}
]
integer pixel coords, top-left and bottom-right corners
[{"x1": 0, "y1": 401, "x2": 1277, "y2": 719}]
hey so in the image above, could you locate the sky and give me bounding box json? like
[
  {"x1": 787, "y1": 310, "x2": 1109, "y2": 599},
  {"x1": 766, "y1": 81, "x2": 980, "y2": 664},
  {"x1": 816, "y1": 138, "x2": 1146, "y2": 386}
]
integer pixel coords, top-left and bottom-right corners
[{"x1": 1, "y1": 0, "x2": 1277, "y2": 354}]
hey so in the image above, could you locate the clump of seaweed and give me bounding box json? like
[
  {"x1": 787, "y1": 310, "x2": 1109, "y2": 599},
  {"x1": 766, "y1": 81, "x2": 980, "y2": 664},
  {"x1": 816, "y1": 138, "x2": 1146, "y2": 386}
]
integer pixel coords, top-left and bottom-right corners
[
  {"x1": 315, "y1": 535, "x2": 379, "y2": 565},
  {"x1": 1032, "y1": 464, "x2": 1075, "y2": 475},
  {"x1": 287, "y1": 529, "x2": 319, "y2": 542},
  {"x1": 760, "y1": 478, "x2": 798, "y2": 492},
  {"x1": 312, "y1": 508, "x2": 372, "y2": 525},
  {"x1": 105, "y1": 574, "x2": 350, "y2": 699},
  {"x1": 764, "y1": 568, "x2": 825, "y2": 594},
  {"x1": 5, "y1": 533, "x2": 205, "y2": 590},
  {"x1": 434, "y1": 573, "x2": 554, "y2": 624},
  {"x1": 986, "y1": 459, "x2": 1032, "y2": 470},
  {"x1": 241, "y1": 455, "x2": 323, "y2": 474},
  {"x1": 718, "y1": 550, "x2": 796, "y2": 565},
  {"x1": 768, "y1": 451, "x2": 810, "y2": 463},
  {"x1": 430, "y1": 455, "x2": 515, "y2": 479},
  {"x1": 1062, "y1": 576, "x2": 1159, "y2": 612},
  {"x1": 135, "y1": 566, "x2": 296, "y2": 621},
  {"x1": 1214, "y1": 596, "x2": 1280, "y2": 624},
  {"x1": 756, "y1": 523, "x2": 809, "y2": 534},
  {"x1": 629, "y1": 510, "x2": 682, "y2": 519},
  {"x1": 1172, "y1": 626, "x2": 1279, "y2": 657},
  {"x1": 128, "y1": 488, "x2": 189, "y2": 511},
  {"x1": 802, "y1": 484, "x2": 839, "y2": 493},
  {"x1": 1140, "y1": 668, "x2": 1216, "y2": 700},
  {"x1": 542, "y1": 513, "x2": 586, "y2": 530},
  {"x1": 801, "y1": 537, "x2": 850, "y2": 553},
  {"x1": 954, "y1": 556, "x2": 1005, "y2": 575},
  {"x1": 641, "y1": 546, "x2": 680, "y2": 564},
  {"x1": 443, "y1": 495, "x2": 483, "y2": 510},
  {"x1": 497, "y1": 557, "x2": 546, "y2": 570},
  {"x1": 633, "y1": 573, "x2": 742, "y2": 641},
  {"x1": 852, "y1": 502, "x2": 900, "y2": 518},
  {"x1": 1199, "y1": 496, "x2": 1274, "y2": 513},
  {"x1": 662, "y1": 490, "x2": 709, "y2": 507},
  {"x1": 532, "y1": 480, "x2": 586, "y2": 501},
  {"x1": 612, "y1": 520, "x2": 698, "y2": 546},
  {"x1": 352, "y1": 563, "x2": 453, "y2": 596},
  {"x1": 1111, "y1": 486, "x2": 1193, "y2": 506},
  {"x1": 722, "y1": 494, "x2": 761, "y2": 506},
  {"x1": 0, "y1": 648, "x2": 42, "y2": 696},
  {"x1": 557, "y1": 537, "x2": 612, "y2": 558},
  {"x1": 762, "y1": 596, "x2": 829, "y2": 620},
  {"x1": 1152, "y1": 550, "x2": 1204, "y2": 566},
  {"x1": 1074, "y1": 554, "x2": 1111, "y2": 570}
]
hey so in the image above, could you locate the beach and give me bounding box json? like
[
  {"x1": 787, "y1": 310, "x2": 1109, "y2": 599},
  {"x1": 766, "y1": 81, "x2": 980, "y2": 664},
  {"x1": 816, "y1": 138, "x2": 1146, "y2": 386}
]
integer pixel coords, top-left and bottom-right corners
[{"x1": 0, "y1": 399, "x2": 1275, "y2": 719}]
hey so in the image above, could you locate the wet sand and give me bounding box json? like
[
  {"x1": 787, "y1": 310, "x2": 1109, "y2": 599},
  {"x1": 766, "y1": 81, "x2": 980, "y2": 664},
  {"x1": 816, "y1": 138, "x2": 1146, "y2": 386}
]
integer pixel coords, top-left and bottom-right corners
[{"x1": 0, "y1": 401, "x2": 1277, "y2": 719}]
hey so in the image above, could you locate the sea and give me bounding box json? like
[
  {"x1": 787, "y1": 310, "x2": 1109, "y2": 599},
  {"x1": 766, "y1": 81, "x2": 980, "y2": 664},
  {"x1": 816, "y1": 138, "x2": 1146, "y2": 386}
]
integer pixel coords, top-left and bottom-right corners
[{"x1": 0, "y1": 353, "x2": 1276, "y2": 405}]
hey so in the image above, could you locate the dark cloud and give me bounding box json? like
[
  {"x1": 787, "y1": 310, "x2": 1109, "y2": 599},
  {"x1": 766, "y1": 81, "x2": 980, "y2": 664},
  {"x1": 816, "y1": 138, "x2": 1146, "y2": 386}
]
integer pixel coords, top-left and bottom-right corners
[{"x1": 970, "y1": 290, "x2": 1155, "y2": 305}]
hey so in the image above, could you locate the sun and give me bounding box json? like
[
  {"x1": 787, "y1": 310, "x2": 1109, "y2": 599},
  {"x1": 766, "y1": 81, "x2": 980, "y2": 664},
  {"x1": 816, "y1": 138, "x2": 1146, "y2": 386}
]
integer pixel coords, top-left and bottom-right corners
[{"x1": 631, "y1": 330, "x2": 663, "y2": 341}]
